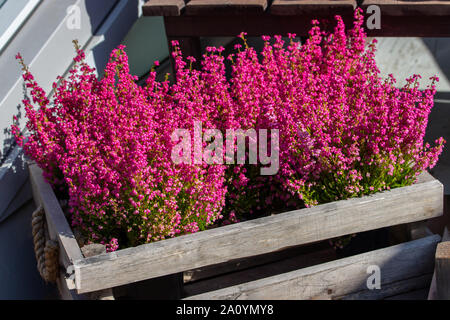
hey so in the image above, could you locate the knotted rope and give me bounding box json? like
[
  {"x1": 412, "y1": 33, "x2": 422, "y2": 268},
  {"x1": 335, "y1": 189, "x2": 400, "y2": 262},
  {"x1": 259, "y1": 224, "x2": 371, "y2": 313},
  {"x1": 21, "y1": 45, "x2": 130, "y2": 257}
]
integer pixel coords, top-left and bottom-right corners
[{"x1": 31, "y1": 206, "x2": 59, "y2": 283}]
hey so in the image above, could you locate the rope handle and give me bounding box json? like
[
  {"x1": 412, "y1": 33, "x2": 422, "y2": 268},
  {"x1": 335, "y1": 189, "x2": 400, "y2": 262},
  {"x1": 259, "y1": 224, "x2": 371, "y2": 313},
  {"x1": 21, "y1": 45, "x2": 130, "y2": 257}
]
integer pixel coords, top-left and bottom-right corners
[{"x1": 31, "y1": 206, "x2": 59, "y2": 283}]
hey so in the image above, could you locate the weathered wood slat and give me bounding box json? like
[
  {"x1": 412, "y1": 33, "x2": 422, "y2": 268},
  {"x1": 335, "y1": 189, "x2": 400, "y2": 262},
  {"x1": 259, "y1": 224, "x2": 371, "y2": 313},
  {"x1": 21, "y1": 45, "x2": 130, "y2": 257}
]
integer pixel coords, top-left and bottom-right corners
[
  {"x1": 428, "y1": 227, "x2": 449, "y2": 300},
  {"x1": 163, "y1": 14, "x2": 450, "y2": 38},
  {"x1": 364, "y1": 15, "x2": 450, "y2": 37},
  {"x1": 141, "y1": 0, "x2": 450, "y2": 17},
  {"x1": 184, "y1": 241, "x2": 330, "y2": 283},
  {"x1": 56, "y1": 269, "x2": 87, "y2": 300},
  {"x1": 384, "y1": 287, "x2": 429, "y2": 300},
  {"x1": 184, "y1": 244, "x2": 336, "y2": 296},
  {"x1": 436, "y1": 242, "x2": 450, "y2": 299},
  {"x1": 342, "y1": 274, "x2": 432, "y2": 300},
  {"x1": 185, "y1": 235, "x2": 440, "y2": 300},
  {"x1": 361, "y1": 0, "x2": 450, "y2": 17},
  {"x1": 81, "y1": 244, "x2": 115, "y2": 300},
  {"x1": 72, "y1": 171, "x2": 442, "y2": 293},
  {"x1": 185, "y1": 0, "x2": 268, "y2": 15},
  {"x1": 435, "y1": 227, "x2": 450, "y2": 299},
  {"x1": 271, "y1": 0, "x2": 356, "y2": 15},
  {"x1": 142, "y1": 0, "x2": 186, "y2": 16},
  {"x1": 28, "y1": 163, "x2": 83, "y2": 270}
]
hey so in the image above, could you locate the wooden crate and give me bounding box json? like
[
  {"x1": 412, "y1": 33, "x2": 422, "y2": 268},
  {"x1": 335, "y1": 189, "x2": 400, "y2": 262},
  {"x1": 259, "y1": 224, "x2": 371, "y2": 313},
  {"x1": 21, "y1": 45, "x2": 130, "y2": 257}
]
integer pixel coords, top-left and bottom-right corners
[{"x1": 28, "y1": 162, "x2": 444, "y2": 299}]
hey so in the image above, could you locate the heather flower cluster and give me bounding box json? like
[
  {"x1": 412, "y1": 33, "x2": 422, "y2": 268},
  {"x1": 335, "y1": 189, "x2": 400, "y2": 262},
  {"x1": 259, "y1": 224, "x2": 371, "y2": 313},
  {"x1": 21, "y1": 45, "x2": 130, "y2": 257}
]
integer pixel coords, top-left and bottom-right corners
[
  {"x1": 13, "y1": 10, "x2": 444, "y2": 251},
  {"x1": 275, "y1": 15, "x2": 445, "y2": 207},
  {"x1": 14, "y1": 42, "x2": 228, "y2": 250}
]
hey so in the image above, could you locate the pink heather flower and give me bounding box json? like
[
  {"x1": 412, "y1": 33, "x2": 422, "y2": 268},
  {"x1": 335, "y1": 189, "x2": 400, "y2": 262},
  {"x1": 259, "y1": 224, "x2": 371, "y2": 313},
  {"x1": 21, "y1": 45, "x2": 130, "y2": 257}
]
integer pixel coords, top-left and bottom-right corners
[
  {"x1": 14, "y1": 9, "x2": 445, "y2": 250},
  {"x1": 106, "y1": 238, "x2": 119, "y2": 252},
  {"x1": 15, "y1": 43, "x2": 227, "y2": 251}
]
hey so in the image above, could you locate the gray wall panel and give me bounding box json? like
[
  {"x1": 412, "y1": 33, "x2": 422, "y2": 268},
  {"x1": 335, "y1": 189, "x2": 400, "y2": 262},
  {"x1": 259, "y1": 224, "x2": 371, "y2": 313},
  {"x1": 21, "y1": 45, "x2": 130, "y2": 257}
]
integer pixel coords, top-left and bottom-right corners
[
  {"x1": 0, "y1": 0, "x2": 119, "y2": 160},
  {"x1": 0, "y1": 0, "x2": 142, "y2": 222}
]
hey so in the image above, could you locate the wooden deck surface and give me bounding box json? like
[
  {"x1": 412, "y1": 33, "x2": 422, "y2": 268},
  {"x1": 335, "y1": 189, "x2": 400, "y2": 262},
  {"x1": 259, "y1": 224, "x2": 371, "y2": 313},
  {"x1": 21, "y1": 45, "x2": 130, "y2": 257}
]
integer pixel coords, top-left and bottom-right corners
[{"x1": 143, "y1": 0, "x2": 450, "y2": 37}]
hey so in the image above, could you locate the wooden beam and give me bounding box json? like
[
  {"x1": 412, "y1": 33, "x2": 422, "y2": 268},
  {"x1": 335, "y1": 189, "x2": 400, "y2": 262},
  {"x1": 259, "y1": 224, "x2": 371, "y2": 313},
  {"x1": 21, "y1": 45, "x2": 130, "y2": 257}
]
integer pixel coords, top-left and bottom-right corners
[
  {"x1": 365, "y1": 15, "x2": 450, "y2": 37},
  {"x1": 142, "y1": 0, "x2": 186, "y2": 16},
  {"x1": 184, "y1": 241, "x2": 332, "y2": 283},
  {"x1": 271, "y1": 0, "x2": 356, "y2": 16},
  {"x1": 185, "y1": 235, "x2": 440, "y2": 300},
  {"x1": 73, "y1": 172, "x2": 442, "y2": 293},
  {"x1": 164, "y1": 14, "x2": 450, "y2": 37},
  {"x1": 81, "y1": 244, "x2": 115, "y2": 300},
  {"x1": 428, "y1": 227, "x2": 449, "y2": 300},
  {"x1": 184, "y1": 245, "x2": 336, "y2": 296},
  {"x1": 436, "y1": 228, "x2": 450, "y2": 299},
  {"x1": 56, "y1": 269, "x2": 88, "y2": 300},
  {"x1": 28, "y1": 163, "x2": 84, "y2": 270},
  {"x1": 163, "y1": 14, "x2": 355, "y2": 37},
  {"x1": 385, "y1": 287, "x2": 429, "y2": 300},
  {"x1": 361, "y1": 0, "x2": 450, "y2": 16},
  {"x1": 343, "y1": 274, "x2": 433, "y2": 300},
  {"x1": 185, "y1": 0, "x2": 268, "y2": 15}
]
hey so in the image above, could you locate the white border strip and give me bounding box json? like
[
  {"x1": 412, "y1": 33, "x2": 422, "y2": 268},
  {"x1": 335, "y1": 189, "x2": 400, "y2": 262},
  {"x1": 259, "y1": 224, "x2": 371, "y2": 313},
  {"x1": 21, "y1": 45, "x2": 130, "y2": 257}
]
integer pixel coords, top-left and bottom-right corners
[{"x1": 0, "y1": 0, "x2": 41, "y2": 52}]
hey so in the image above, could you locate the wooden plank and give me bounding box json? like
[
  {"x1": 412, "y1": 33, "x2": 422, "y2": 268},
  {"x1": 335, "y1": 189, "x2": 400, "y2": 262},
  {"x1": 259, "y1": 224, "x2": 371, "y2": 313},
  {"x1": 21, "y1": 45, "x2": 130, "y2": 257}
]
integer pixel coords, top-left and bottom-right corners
[
  {"x1": 428, "y1": 227, "x2": 449, "y2": 300},
  {"x1": 184, "y1": 244, "x2": 336, "y2": 296},
  {"x1": 163, "y1": 13, "x2": 354, "y2": 38},
  {"x1": 28, "y1": 163, "x2": 84, "y2": 270},
  {"x1": 56, "y1": 269, "x2": 87, "y2": 300},
  {"x1": 384, "y1": 287, "x2": 429, "y2": 300},
  {"x1": 271, "y1": 0, "x2": 356, "y2": 16},
  {"x1": 142, "y1": 0, "x2": 186, "y2": 16},
  {"x1": 436, "y1": 229, "x2": 450, "y2": 299},
  {"x1": 361, "y1": 0, "x2": 450, "y2": 17},
  {"x1": 365, "y1": 15, "x2": 450, "y2": 37},
  {"x1": 184, "y1": 241, "x2": 330, "y2": 283},
  {"x1": 185, "y1": 0, "x2": 268, "y2": 15},
  {"x1": 81, "y1": 244, "x2": 114, "y2": 300},
  {"x1": 343, "y1": 274, "x2": 432, "y2": 300},
  {"x1": 164, "y1": 14, "x2": 450, "y2": 37},
  {"x1": 185, "y1": 235, "x2": 440, "y2": 300},
  {"x1": 73, "y1": 172, "x2": 442, "y2": 293}
]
